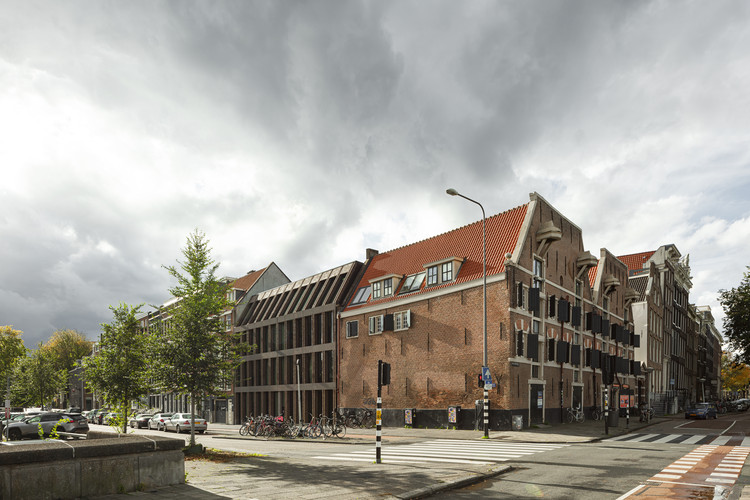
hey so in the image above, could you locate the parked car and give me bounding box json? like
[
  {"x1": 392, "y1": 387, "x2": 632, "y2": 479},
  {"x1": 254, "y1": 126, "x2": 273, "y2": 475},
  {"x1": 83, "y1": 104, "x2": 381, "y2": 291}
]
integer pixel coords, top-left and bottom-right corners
[
  {"x1": 62, "y1": 413, "x2": 90, "y2": 434},
  {"x1": 129, "y1": 413, "x2": 154, "y2": 429},
  {"x1": 102, "y1": 412, "x2": 120, "y2": 425},
  {"x1": 733, "y1": 399, "x2": 750, "y2": 411},
  {"x1": 3, "y1": 412, "x2": 88, "y2": 440},
  {"x1": 164, "y1": 413, "x2": 207, "y2": 434},
  {"x1": 147, "y1": 413, "x2": 174, "y2": 431},
  {"x1": 685, "y1": 402, "x2": 718, "y2": 420}
]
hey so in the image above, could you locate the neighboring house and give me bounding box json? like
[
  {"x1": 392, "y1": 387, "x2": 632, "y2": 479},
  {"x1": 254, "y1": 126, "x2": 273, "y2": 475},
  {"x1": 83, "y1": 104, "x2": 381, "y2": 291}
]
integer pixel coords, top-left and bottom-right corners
[
  {"x1": 619, "y1": 245, "x2": 694, "y2": 413},
  {"x1": 145, "y1": 263, "x2": 290, "y2": 422},
  {"x1": 233, "y1": 261, "x2": 364, "y2": 424},
  {"x1": 339, "y1": 192, "x2": 641, "y2": 429},
  {"x1": 695, "y1": 305, "x2": 722, "y2": 400}
]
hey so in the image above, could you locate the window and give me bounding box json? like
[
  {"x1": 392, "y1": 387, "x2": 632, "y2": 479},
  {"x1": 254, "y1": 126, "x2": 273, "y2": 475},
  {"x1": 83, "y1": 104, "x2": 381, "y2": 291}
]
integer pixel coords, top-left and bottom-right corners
[
  {"x1": 383, "y1": 278, "x2": 393, "y2": 297},
  {"x1": 372, "y1": 281, "x2": 382, "y2": 299},
  {"x1": 400, "y1": 272, "x2": 425, "y2": 294},
  {"x1": 533, "y1": 258, "x2": 544, "y2": 288},
  {"x1": 369, "y1": 315, "x2": 383, "y2": 335},
  {"x1": 394, "y1": 310, "x2": 411, "y2": 331},
  {"x1": 352, "y1": 286, "x2": 371, "y2": 304},
  {"x1": 441, "y1": 262, "x2": 453, "y2": 282},
  {"x1": 426, "y1": 266, "x2": 438, "y2": 286},
  {"x1": 346, "y1": 321, "x2": 359, "y2": 339}
]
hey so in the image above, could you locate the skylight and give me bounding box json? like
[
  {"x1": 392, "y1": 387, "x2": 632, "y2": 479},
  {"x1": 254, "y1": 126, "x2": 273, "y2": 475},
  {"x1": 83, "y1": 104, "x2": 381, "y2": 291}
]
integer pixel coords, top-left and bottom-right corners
[
  {"x1": 399, "y1": 272, "x2": 425, "y2": 294},
  {"x1": 352, "y1": 286, "x2": 371, "y2": 304}
]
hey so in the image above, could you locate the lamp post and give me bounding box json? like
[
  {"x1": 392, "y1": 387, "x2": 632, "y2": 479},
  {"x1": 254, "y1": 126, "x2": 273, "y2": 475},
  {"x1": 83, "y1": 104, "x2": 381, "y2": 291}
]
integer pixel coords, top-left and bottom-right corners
[{"x1": 446, "y1": 188, "x2": 488, "y2": 438}]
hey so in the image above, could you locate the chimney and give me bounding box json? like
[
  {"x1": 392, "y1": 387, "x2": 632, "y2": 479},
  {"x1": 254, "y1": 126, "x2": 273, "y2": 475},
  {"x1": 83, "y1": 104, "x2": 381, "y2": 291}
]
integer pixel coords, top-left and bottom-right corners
[{"x1": 366, "y1": 248, "x2": 379, "y2": 260}]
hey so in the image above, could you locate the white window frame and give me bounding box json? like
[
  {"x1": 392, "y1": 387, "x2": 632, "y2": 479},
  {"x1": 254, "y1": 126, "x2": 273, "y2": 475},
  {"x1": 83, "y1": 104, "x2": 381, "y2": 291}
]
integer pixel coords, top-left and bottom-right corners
[
  {"x1": 383, "y1": 278, "x2": 393, "y2": 297},
  {"x1": 426, "y1": 266, "x2": 438, "y2": 286},
  {"x1": 372, "y1": 281, "x2": 382, "y2": 299},
  {"x1": 441, "y1": 262, "x2": 453, "y2": 282},
  {"x1": 346, "y1": 321, "x2": 359, "y2": 339},
  {"x1": 369, "y1": 315, "x2": 383, "y2": 335},
  {"x1": 394, "y1": 310, "x2": 411, "y2": 331}
]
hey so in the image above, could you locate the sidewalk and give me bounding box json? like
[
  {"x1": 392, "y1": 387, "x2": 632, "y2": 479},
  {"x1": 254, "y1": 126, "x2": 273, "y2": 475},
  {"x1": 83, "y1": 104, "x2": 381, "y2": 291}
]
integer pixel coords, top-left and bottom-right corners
[{"x1": 90, "y1": 415, "x2": 660, "y2": 499}]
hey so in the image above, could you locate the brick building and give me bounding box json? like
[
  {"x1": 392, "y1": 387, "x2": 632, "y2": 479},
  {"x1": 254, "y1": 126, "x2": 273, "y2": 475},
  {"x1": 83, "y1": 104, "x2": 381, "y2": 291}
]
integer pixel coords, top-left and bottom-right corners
[{"x1": 339, "y1": 193, "x2": 640, "y2": 429}]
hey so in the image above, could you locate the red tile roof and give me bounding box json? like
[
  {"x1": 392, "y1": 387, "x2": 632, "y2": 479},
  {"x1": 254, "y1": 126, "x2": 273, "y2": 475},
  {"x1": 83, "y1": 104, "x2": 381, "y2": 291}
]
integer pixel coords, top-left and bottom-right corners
[
  {"x1": 617, "y1": 251, "x2": 655, "y2": 272},
  {"x1": 347, "y1": 202, "x2": 529, "y2": 308},
  {"x1": 588, "y1": 264, "x2": 599, "y2": 288},
  {"x1": 231, "y1": 268, "x2": 267, "y2": 290}
]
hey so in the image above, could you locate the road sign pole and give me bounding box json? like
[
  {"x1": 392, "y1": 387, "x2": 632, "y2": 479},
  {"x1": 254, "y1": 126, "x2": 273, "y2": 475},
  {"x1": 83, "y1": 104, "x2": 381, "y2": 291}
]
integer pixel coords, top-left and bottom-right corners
[{"x1": 376, "y1": 360, "x2": 383, "y2": 464}]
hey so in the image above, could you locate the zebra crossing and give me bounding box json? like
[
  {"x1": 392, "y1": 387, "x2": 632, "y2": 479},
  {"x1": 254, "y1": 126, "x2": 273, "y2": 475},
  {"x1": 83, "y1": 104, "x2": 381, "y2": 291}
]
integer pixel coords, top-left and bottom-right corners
[
  {"x1": 605, "y1": 433, "x2": 750, "y2": 447},
  {"x1": 312, "y1": 438, "x2": 568, "y2": 465}
]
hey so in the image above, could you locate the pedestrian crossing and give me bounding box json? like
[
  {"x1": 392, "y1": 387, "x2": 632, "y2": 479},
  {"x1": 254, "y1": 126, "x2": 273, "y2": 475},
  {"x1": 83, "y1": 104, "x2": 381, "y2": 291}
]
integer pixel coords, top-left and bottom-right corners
[
  {"x1": 605, "y1": 433, "x2": 750, "y2": 447},
  {"x1": 312, "y1": 439, "x2": 568, "y2": 465}
]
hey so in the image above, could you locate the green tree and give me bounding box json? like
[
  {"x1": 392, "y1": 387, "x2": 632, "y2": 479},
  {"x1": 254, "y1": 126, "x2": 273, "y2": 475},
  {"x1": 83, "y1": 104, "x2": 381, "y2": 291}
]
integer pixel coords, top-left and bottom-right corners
[
  {"x1": 10, "y1": 344, "x2": 67, "y2": 409},
  {"x1": 721, "y1": 351, "x2": 750, "y2": 393},
  {"x1": 0, "y1": 326, "x2": 26, "y2": 399},
  {"x1": 82, "y1": 304, "x2": 151, "y2": 434},
  {"x1": 45, "y1": 329, "x2": 93, "y2": 372},
  {"x1": 720, "y1": 267, "x2": 750, "y2": 363},
  {"x1": 152, "y1": 230, "x2": 242, "y2": 448}
]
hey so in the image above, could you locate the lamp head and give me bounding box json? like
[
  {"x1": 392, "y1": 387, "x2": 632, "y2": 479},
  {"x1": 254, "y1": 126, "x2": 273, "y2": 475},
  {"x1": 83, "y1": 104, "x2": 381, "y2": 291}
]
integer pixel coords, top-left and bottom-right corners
[{"x1": 446, "y1": 188, "x2": 459, "y2": 196}]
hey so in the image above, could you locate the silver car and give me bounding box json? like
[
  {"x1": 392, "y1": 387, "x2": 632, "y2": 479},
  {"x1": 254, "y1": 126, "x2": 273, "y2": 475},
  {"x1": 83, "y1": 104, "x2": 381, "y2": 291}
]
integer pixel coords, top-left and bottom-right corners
[
  {"x1": 164, "y1": 413, "x2": 207, "y2": 434},
  {"x1": 147, "y1": 412, "x2": 173, "y2": 431},
  {"x1": 3, "y1": 412, "x2": 88, "y2": 440}
]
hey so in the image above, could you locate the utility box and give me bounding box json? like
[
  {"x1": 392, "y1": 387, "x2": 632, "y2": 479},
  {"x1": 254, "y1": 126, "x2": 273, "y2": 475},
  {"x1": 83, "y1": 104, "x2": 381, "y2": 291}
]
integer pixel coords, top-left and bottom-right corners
[
  {"x1": 448, "y1": 406, "x2": 460, "y2": 424},
  {"x1": 405, "y1": 408, "x2": 416, "y2": 426},
  {"x1": 512, "y1": 415, "x2": 523, "y2": 431}
]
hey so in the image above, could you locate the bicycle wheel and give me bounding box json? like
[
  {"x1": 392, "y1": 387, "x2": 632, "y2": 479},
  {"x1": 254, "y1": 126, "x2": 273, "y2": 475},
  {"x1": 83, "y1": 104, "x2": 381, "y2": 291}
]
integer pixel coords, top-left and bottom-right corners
[
  {"x1": 566, "y1": 411, "x2": 574, "y2": 423},
  {"x1": 345, "y1": 415, "x2": 358, "y2": 428},
  {"x1": 333, "y1": 422, "x2": 346, "y2": 438},
  {"x1": 362, "y1": 413, "x2": 375, "y2": 428}
]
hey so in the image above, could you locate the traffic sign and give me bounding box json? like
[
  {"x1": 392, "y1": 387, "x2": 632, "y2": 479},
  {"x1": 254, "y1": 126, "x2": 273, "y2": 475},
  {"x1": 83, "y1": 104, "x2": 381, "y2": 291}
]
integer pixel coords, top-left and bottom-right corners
[{"x1": 481, "y1": 366, "x2": 493, "y2": 385}]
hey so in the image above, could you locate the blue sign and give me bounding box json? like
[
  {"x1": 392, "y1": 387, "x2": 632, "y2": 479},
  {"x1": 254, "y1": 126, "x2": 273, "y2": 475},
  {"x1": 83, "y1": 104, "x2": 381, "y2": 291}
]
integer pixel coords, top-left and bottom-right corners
[{"x1": 481, "y1": 366, "x2": 493, "y2": 385}]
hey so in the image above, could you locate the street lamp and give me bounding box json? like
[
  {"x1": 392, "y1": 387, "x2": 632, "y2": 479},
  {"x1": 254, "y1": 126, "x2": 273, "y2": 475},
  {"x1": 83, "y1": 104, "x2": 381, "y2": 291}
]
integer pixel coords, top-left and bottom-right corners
[{"x1": 446, "y1": 188, "x2": 488, "y2": 438}]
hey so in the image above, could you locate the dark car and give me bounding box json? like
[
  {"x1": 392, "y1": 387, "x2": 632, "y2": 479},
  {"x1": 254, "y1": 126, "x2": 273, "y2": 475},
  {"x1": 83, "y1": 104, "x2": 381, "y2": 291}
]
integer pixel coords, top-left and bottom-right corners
[
  {"x1": 129, "y1": 413, "x2": 154, "y2": 429},
  {"x1": 685, "y1": 402, "x2": 718, "y2": 420}
]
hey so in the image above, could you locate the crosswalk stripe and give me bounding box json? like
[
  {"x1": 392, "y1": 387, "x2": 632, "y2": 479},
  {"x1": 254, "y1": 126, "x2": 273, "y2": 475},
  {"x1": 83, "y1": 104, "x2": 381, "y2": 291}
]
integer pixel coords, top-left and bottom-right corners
[
  {"x1": 313, "y1": 439, "x2": 567, "y2": 464},
  {"x1": 712, "y1": 436, "x2": 731, "y2": 446}
]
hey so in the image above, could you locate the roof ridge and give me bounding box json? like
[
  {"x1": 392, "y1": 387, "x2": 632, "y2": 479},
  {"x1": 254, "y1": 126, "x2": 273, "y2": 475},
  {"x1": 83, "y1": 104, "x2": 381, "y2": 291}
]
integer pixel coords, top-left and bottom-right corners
[{"x1": 382, "y1": 202, "x2": 529, "y2": 255}]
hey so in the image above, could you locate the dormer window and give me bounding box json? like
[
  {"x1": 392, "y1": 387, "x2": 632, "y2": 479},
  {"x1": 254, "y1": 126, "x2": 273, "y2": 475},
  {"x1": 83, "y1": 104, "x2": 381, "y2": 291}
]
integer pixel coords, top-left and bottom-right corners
[
  {"x1": 424, "y1": 257, "x2": 462, "y2": 287},
  {"x1": 368, "y1": 274, "x2": 401, "y2": 301}
]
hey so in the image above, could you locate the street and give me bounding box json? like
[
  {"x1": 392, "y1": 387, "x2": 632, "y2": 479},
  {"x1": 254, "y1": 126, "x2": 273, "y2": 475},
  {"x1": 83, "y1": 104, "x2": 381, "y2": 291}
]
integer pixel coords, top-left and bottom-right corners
[{"x1": 88, "y1": 412, "x2": 750, "y2": 499}]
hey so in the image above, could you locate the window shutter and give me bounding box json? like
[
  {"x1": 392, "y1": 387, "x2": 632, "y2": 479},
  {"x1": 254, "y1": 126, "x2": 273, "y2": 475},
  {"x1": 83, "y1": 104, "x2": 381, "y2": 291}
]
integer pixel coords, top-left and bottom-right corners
[
  {"x1": 571, "y1": 345, "x2": 581, "y2": 366},
  {"x1": 527, "y1": 333, "x2": 539, "y2": 361},
  {"x1": 549, "y1": 295, "x2": 556, "y2": 317},
  {"x1": 571, "y1": 306, "x2": 582, "y2": 327},
  {"x1": 517, "y1": 282, "x2": 524, "y2": 308},
  {"x1": 516, "y1": 330, "x2": 525, "y2": 356},
  {"x1": 601, "y1": 319, "x2": 610, "y2": 338},
  {"x1": 383, "y1": 314, "x2": 394, "y2": 332},
  {"x1": 633, "y1": 333, "x2": 640, "y2": 348},
  {"x1": 591, "y1": 349, "x2": 601, "y2": 369},
  {"x1": 557, "y1": 340, "x2": 569, "y2": 363},
  {"x1": 528, "y1": 287, "x2": 540, "y2": 314},
  {"x1": 558, "y1": 299, "x2": 570, "y2": 323},
  {"x1": 548, "y1": 339, "x2": 556, "y2": 362}
]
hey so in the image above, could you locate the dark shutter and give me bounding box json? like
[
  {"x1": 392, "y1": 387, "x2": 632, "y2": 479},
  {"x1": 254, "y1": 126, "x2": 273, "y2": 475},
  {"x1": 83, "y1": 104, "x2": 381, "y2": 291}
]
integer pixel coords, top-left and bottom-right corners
[
  {"x1": 549, "y1": 295, "x2": 556, "y2": 318},
  {"x1": 558, "y1": 299, "x2": 570, "y2": 323},
  {"x1": 585, "y1": 312, "x2": 593, "y2": 331},
  {"x1": 557, "y1": 341, "x2": 570, "y2": 363},
  {"x1": 585, "y1": 348, "x2": 592, "y2": 367},
  {"x1": 383, "y1": 314, "x2": 394, "y2": 332},
  {"x1": 548, "y1": 339, "x2": 556, "y2": 361},
  {"x1": 572, "y1": 306, "x2": 582, "y2": 327},
  {"x1": 571, "y1": 345, "x2": 581, "y2": 366},
  {"x1": 527, "y1": 333, "x2": 539, "y2": 361},
  {"x1": 611, "y1": 323, "x2": 618, "y2": 342},
  {"x1": 601, "y1": 319, "x2": 610, "y2": 338},
  {"x1": 591, "y1": 349, "x2": 601, "y2": 369},
  {"x1": 517, "y1": 282, "x2": 524, "y2": 308},
  {"x1": 528, "y1": 287, "x2": 540, "y2": 314},
  {"x1": 621, "y1": 326, "x2": 630, "y2": 346},
  {"x1": 633, "y1": 334, "x2": 641, "y2": 348},
  {"x1": 516, "y1": 330, "x2": 525, "y2": 356}
]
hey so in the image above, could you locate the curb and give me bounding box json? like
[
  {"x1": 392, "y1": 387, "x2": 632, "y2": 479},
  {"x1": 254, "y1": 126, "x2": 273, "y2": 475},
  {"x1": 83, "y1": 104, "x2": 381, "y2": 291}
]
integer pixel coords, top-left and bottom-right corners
[{"x1": 389, "y1": 465, "x2": 512, "y2": 499}]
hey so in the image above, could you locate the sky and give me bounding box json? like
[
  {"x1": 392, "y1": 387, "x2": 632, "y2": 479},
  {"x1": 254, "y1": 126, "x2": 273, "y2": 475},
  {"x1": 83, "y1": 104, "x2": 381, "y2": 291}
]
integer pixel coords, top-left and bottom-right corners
[{"x1": 1, "y1": 1, "x2": 749, "y2": 349}]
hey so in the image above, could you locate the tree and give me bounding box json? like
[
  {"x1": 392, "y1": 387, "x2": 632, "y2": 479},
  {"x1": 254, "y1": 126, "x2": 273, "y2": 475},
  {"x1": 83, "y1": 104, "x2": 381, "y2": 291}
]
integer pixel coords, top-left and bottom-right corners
[
  {"x1": 720, "y1": 267, "x2": 750, "y2": 363},
  {"x1": 151, "y1": 230, "x2": 242, "y2": 448},
  {"x1": 10, "y1": 344, "x2": 67, "y2": 409},
  {"x1": 44, "y1": 329, "x2": 93, "y2": 373},
  {"x1": 721, "y1": 351, "x2": 750, "y2": 394},
  {"x1": 82, "y1": 304, "x2": 151, "y2": 434},
  {"x1": 0, "y1": 326, "x2": 26, "y2": 396}
]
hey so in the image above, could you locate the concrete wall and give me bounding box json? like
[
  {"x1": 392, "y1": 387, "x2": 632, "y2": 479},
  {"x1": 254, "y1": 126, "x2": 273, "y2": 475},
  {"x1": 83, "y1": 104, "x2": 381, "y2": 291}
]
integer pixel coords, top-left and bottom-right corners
[{"x1": 0, "y1": 435, "x2": 184, "y2": 500}]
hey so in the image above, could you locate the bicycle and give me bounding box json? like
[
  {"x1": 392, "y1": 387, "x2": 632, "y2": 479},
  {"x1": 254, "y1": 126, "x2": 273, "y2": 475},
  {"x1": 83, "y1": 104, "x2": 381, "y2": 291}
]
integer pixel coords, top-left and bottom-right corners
[
  {"x1": 639, "y1": 406, "x2": 654, "y2": 423},
  {"x1": 590, "y1": 406, "x2": 602, "y2": 421},
  {"x1": 345, "y1": 408, "x2": 375, "y2": 428},
  {"x1": 566, "y1": 405, "x2": 585, "y2": 423}
]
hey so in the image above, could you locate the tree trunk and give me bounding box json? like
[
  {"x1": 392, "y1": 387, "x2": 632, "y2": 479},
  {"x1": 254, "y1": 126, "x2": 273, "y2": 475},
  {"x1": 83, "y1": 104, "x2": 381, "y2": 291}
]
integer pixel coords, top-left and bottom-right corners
[{"x1": 190, "y1": 393, "x2": 196, "y2": 448}]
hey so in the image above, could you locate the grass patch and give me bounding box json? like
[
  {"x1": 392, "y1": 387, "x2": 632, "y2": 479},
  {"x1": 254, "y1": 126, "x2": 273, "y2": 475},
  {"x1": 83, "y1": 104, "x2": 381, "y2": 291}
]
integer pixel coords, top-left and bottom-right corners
[{"x1": 184, "y1": 448, "x2": 266, "y2": 463}]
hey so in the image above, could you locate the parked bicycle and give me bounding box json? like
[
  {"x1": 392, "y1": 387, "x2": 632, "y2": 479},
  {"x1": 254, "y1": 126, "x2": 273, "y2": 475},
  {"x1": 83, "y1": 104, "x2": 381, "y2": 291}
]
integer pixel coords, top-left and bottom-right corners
[
  {"x1": 639, "y1": 406, "x2": 654, "y2": 423},
  {"x1": 344, "y1": 408, "x2": 375, "y2": 428},
  {"x1": 590, "y1": 406, "x2": 602, "y2": 421},
  {"x1": 566, "y1": 405, "x2": 585, "y2": 423}
]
